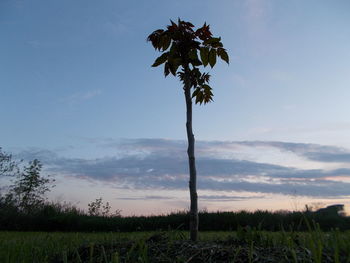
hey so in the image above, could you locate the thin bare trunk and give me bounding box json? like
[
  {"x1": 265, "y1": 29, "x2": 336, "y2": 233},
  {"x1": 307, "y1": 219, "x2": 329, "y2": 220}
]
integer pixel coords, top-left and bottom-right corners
[{"x1": 184, "y1": 67, "x2": 198, "y2": 241}]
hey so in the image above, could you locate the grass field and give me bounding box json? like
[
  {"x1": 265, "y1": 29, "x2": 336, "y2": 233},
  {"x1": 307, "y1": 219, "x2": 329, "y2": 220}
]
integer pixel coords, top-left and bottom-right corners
[{"x1": 1, "y1": 226, "x2": 350, "y2": 263}]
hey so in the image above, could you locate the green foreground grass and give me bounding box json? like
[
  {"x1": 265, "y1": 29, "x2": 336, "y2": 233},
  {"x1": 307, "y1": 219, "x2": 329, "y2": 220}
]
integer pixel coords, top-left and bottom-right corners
[{"x1": 1, "y1": 228, "x2": 350, "y2": 263}]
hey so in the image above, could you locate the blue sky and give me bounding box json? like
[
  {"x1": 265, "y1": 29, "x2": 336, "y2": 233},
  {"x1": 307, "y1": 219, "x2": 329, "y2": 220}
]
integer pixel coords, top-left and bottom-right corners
[{"x1": 1, "y1": 0, "x2": 350, "y2": 215}]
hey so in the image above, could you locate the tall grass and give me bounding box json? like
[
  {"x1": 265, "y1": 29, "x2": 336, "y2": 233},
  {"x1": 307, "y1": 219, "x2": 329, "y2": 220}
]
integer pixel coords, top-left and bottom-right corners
[
  {"x1": 0, "y1": 231, "x2": 153, "y2": 263},
  {"x1": 1, "y1": 229, "x2": 350, "y2": 263}
]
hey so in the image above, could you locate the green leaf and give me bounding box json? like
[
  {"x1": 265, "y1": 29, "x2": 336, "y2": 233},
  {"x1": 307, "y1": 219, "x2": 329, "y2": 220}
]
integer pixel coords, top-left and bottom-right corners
[
  {"x1": 211, "y1": 41, "x2": 223, "y2": 48},
  {"x1": 217, "y1": 48, "x2": 229, "y2": 64},
  {"x1": 220, "y1": 50, "x2": 229, "y2": 64},
  {"x1": 191, "y1": 59, "x2": 202, "y2": 67},
  {"x1": 168, "y1": 58, "x2": 182, "y2": 76},
  {"x1": 152, "y1": 52, "x2": 169, "y2": 67},
  {"x1": 164, "y1": 62, "x2": 170, "y2": 77},
  {"x1": 169, "y1": 64, "x2": 176, "y2": 76},
  {"x1": 204, "y1": 37, "x2": 221, "y2": 46},
  {"x1": 188, "y1": 49, "x2": 198, "y2": 60},
  {"x1": 202, "y1": 84, "x2": 211, "y2": 91},
  {"x1": 195, "y1": 91, "x2": 203, "y2": 104},
  {"x1": 209, "y1": 49, "x2": 217, "y2": 68},
  {"x1": 162, "y1": 35, "x2": 171, "y2": 51},
  {"x1": 192, "y1": 88, "x2": 200, "y2": 98},
  {"x1": 173, "y1": 57, "x2": 182, "y2": 67},
  {"x1": 169, "y1": 43, "x2": 178, "y2": 57},
  {"x1": 158, "y1": 36, "x2": 164, "y2": 51},
  {"x1": 202, "y1": 84, "x2": 214, "y2": 104},
  {"x1": 147, "y1": 29, "x2": 164, "y2": 50},
  {"x1": 192, "y1": 67, "x2": 201, "y2": 78},
  {"x1": 201, "y1": 72, "x2": 210, "y2": 83},
  {"x1": 200, "y1": 47, "x2": 209, "y2": 67}
]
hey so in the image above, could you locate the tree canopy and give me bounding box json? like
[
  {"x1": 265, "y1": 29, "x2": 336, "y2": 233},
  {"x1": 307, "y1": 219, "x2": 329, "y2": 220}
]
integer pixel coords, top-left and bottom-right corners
[{"x1": 148, "y1": 19, "x2": 229, "y2": 104}]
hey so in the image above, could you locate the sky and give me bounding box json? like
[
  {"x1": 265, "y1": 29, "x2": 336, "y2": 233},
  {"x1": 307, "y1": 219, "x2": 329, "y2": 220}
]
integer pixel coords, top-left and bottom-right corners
[{"x1": 1, "y1": 0, "x2": 350, "y2": 216}]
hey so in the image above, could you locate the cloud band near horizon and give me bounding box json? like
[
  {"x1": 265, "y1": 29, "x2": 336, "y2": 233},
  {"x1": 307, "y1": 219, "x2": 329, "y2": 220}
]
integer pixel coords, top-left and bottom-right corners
[{"x1": 13, "y1": 139, "x2": 350, "y2": 199}]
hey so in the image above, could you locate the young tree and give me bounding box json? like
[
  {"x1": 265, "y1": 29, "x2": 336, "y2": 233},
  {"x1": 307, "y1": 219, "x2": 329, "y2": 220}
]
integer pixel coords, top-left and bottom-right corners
[
  {"x1": 0, "y1": 148, "x2": 20, "y2": 211},
  {"x1": 148, "y1": 19, "x2": 229, "y2": 241},
  {"x1": 0, "y1": 148, "x2": 17, "y2": 198},
  {"x1": 10, "y1": 159, "x2": 55, "y2": 212},
  {"x1": 88, "y1": 197, "x2": 103, "y2": 216},
  {"x1": 88, "y1": 197, "x2": 121, "y2": 217},
  {"x1": 0, "y1": 147, "x2": 18, "y2": 177}
]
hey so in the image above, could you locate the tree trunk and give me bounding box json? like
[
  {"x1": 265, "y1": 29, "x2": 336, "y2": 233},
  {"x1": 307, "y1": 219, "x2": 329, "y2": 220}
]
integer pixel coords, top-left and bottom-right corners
[{"x1": 184, "y1": 68, "x2": 198, "y2": 241}]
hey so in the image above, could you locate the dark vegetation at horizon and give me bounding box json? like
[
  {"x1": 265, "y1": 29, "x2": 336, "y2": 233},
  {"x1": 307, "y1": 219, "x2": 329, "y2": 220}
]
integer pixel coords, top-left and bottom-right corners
[{"x1": 1, "y1": 199, "x2": 349, "y2": 232}]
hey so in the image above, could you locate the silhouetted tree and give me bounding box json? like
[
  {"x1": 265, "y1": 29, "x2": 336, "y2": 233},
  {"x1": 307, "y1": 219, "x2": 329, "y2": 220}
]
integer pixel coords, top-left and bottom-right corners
[
  {"x1": 148, "y1": 19, "x2": 229, "y2": 241},
  {"x1": 9, "y1": 159, "x2": 55, "y2": 213},
  {"x1": 0, "y1": 147, "x2": 17, "y2": 177},
  {"x1": 88, "y1": 197, "x2": 121, "y2": 217}
]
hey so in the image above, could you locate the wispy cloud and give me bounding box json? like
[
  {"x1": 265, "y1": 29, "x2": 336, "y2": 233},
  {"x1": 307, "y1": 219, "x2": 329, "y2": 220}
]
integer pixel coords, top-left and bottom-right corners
[
  {"x1": 117, "y1": 195, "x2": 265, "y2": 202},
  {"x1": 244, "y1": 0, "x2": 268, "y2": 21},
  {"x1": 117, "y1": 195, "x2": 175, "y2": 201},
  {"x1": 61, "y1": 89, "x2": 102, "y2": 105},
  {"x1": 27, "y1": 40, "x2": 41, "y2": 48},
  {"x1": 103, "y1": 21, "x2": 128, "y2": 35},
  {"x1": 246, "y1": 123, "x2": 350, "y2": 142},
  {"x1": 200, "y1": 195, "x2": 265, "y2": 202},
  {"x1": 242, "y1": 0, "x2": 272, "y2": 45}
]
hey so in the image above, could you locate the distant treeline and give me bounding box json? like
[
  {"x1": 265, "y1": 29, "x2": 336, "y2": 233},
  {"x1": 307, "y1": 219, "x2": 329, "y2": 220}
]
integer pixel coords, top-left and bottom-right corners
[{"x1": 0, "y1": 201, "x2": 349, "y2": 232}]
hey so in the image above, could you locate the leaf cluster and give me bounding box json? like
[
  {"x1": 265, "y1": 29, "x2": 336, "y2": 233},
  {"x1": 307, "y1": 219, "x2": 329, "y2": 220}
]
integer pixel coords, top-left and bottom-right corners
[
  {"x1": 0, "y1": 147, "x2": 18, "y2": 177},
  {"x1": 147, "y1": 19, "x2": 229, "y2": 104}
]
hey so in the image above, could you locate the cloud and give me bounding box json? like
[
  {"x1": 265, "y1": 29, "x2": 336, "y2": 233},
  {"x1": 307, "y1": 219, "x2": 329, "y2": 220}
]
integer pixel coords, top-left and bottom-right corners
[
  {"x1": 61, "y1": 89, "x2": 102, "y2": 105},
  {"x1": 242, "y1": 0, "x2": 272, "y2": 45},
  {"x1": 97, "y1": 138, "x2": 347, "y2": 157},
  {"x1": 16, "y1": 139, "x2": 350, "y2": 199},
  {"x1": 198, "y1": 178, "x2": 350, "y2": 197},
  {"x1": 245, "y1": 0, "x2": 268, "y2": 21},
  {"x1": 117, "y1": 195, "x2": 266, "y2": 202},
  {"x1": 103, "y1": 21, "x2": 128, "y2": 35},
  {"x1": 117, "y1": 195, "x2": 174, "y2": 201},
  {"x1": 15, "y1": 148, "x2": 59, "y2": 163},
  {"x1": 233, "y1": 141, "x2": 344, "y2": 154},
  {"x1": 200, "y1": 195, "x2": 265, "y2": 202},
  {"x1": 304, "y1": 152, "x2": 350, "y2": 163},
  {"x1": 244, "y1": 141, "x2": 350, "y2": 163},
  {"x1": 27, "y1": 40, "x2": 41, "y2": 48},
  {"x1": 130, "y1": 139, "x2": 350, "y2": 164}
]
